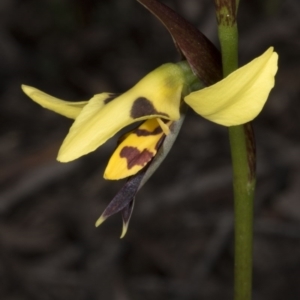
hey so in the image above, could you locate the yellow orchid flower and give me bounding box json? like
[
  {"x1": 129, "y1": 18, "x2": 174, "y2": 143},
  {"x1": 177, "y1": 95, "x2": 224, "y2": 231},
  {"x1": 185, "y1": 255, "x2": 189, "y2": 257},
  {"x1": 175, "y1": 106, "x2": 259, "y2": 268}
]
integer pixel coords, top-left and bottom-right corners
[
  {"x1": 22, "y1": 47, "x2": 278, "y2": 181},
  {"x1": 22, "y1": 47, "x2": 278, "y2": 237}
]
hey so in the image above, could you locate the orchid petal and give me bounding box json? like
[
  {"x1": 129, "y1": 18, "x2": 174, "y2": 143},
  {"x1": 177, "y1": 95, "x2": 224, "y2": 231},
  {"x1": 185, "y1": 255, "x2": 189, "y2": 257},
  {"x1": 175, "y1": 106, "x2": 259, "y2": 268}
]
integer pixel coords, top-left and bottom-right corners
[
  {"x1": 58, "y1": 63, "x2": 185, "y2": 162},
  {"x1": 22, "y1": 85, "x2": 87, "y2": 119},
  {"x1": 104, "y1": 118, "x2": 168, "y2": 180},
  {"x1": 21, "y1": 85, "x2": 115, "y2": 120},
  {"x1": 184, "y1": 47, "x2": 278, "y2": 126}
]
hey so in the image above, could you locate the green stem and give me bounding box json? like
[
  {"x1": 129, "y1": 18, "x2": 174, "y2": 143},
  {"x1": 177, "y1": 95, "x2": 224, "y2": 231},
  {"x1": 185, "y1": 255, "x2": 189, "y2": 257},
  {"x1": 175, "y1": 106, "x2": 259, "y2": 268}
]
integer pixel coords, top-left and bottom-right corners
[
  {"x1": 214, "y1": 1, "x2": 255, "y2": 299},
  {"x1": 229, "y1": 124, "x2": 255, "y2": 300}
]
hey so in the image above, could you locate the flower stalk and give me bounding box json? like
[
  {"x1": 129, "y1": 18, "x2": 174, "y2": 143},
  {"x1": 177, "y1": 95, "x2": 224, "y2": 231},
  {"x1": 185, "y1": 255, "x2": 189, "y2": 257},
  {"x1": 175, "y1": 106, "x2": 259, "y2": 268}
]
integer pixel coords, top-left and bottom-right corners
[{"x1": 214, "y1": 0, "x2": 254, "y2": 299}]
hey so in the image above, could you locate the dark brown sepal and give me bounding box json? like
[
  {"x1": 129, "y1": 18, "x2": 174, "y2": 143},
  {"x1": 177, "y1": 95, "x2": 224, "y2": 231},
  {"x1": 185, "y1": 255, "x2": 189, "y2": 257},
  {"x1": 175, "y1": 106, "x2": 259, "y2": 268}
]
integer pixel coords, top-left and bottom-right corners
[
  {"x1": 137, "y1": 0, "x2": 222, "y2": 85},
  {"x1": 100, "y1": 171, "x2": 145, "y2": 221},
  {"x1": 120, "y1": 198, "x2": 135, "y2": 238}
]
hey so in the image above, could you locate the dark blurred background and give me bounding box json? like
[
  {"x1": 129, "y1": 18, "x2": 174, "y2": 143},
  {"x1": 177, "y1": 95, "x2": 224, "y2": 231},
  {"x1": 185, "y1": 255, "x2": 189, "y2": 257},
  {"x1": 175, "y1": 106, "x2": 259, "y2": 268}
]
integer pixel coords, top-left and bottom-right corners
[{"x1": 0, "y1": 0, "x2": 299, "y2": 299}]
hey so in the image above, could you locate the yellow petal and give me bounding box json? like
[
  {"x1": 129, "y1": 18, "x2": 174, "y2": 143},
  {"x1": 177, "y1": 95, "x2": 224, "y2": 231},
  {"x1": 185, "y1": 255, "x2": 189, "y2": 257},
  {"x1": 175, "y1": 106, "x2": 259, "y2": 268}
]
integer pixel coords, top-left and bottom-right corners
[
  {"x1": 21, "y1": 85, "x2": 117, "y2": 120},
  {"x1": 57, "y1": 63, "x2": 185, "y2": 162},
  {"x1": 184, "y1": 47, "x2": 278, "y2": 126},
  {"x1": 104, "y1": 119, "x2": 170, "y2": 180},
  {"x1": 21, "y1": 85, "x2": 88, "y2": 119}
]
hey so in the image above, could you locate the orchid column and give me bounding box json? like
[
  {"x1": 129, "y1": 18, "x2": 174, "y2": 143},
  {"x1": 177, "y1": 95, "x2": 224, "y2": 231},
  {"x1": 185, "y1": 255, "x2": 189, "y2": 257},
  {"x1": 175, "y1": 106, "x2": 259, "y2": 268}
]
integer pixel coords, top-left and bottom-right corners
[{"x1": 214, "y1": 0, "x2": 254, "y2": 299}]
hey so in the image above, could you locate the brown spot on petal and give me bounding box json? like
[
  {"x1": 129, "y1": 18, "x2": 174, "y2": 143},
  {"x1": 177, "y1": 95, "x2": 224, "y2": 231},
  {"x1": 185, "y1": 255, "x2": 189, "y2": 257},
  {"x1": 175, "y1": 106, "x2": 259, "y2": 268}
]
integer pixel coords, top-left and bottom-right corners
[
  {"x1": 104, "y1": 93, "x2": 120, "y2": 104},
  {"x1": 120, "y1": 146, "x2": 154, "y2": 169},
  {"x1": 130, "y1": 97, "x2": 169, "y2": 119},
  {"x1": 135, "y1": 125, "x2": 162, "y2": 136}
]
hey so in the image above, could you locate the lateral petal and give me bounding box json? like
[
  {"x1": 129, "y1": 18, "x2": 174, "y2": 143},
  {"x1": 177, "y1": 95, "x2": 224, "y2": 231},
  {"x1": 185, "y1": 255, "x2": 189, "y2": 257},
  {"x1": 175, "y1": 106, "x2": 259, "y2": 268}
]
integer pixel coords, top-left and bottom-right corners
[
  {"x1": 184, "y1": 47, "x2": 278, "y2": 126},
  {"x1": 21, "y1": 85, "x2": 88, "y2": 119},
  {"x1": 21, "y1": 85, "x2": 116, "y2": 120},
  {"x1": 58, "y1": 63, "x2": 185, "y2": 162}
]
